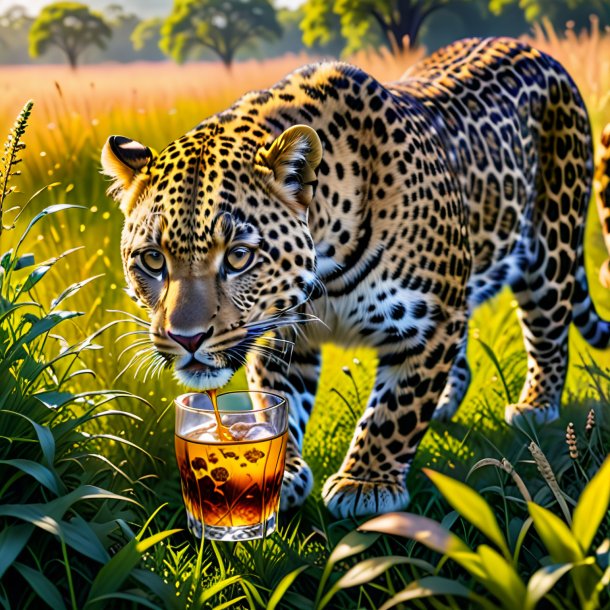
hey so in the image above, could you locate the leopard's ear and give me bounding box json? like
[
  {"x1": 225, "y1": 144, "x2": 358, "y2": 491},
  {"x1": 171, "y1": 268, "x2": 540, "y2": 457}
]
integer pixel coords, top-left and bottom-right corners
[
  {"x1": 101, "y1": 135, "x2": 155, "y2": 215},
  {"x1": 257, "y1": 125, "x2": 323, "y2": 213}
]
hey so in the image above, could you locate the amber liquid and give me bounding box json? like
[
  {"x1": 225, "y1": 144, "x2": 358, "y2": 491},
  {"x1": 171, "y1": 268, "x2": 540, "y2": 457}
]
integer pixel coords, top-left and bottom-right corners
[{"x1": 175, "y1": 390, "x2": 287, "y2": 529}]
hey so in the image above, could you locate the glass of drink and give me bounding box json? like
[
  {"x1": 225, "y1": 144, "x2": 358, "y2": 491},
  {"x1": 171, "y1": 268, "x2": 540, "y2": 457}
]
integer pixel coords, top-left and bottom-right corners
[{"x1": 174, "y1": 390, "x2": 288, "y2": 541}]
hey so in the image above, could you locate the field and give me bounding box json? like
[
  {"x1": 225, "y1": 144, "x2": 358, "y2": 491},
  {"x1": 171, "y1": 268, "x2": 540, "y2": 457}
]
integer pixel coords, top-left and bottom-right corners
[{"x1": 1, "y1": 22, "x2": 609, "y2": 610}]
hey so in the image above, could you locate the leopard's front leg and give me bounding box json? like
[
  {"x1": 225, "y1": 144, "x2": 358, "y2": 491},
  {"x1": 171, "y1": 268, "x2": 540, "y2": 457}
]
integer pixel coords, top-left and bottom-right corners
[
  {"x1": 322, "y1": 314, "x2": 464, "y2": 518},
  {"x1": 246, "y1": 337, "x2": 320, "y2": 510}
]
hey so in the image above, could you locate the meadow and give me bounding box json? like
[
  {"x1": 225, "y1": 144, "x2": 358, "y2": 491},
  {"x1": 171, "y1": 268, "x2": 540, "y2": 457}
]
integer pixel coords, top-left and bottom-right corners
[{"x1": 0, "y1": 21, "x2": 609, "y2": 609}]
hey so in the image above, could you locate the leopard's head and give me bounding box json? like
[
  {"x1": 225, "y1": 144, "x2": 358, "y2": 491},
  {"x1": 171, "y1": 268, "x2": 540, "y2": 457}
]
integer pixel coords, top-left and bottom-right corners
[{"x1": 101, "y1": 121, "x2": 322, "y2": 389}]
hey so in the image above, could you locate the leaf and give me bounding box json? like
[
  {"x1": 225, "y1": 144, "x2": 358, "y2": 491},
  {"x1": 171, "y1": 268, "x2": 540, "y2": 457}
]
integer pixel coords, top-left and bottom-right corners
[
  {"x1": 12, "y1": 253, "x2": 35, "y2": 271},
  {"x1": 359, "y1": 512, "x2": 471, "y2": 556},
  {"x1": 424, "y1": 468, "x2": 510, "y2": 558},
  {"x1": 336, "y1": 556, "x2": 432, "y2": 588},
  {"x1": 0, "y1": 485, "x2": 139, "y2": 526},
  {"x1": 0, "y1": 524, "x2": 34, "y2": 579},
  {"x1": 15, "y1": 204, "x2": 86, "y2": 255},
  {"x1": 84, "y1": 529, "x2": 180, "y2": 610},
  {"x1": 319, "y1": 557, "x2": 422, "y2": 609},
  {"x1": 572, "y1": 455, "x2": 610, "y2": 554},
  {"x1": 0, "y1": 458, "x2": 60, "y2": 495},
  {"x1": 59, "y1": 515, "x2": 110, "y2": 564},
  {"x1": 268, "y1": 565, "x2": 309, "y2": 610},
  {"x1": 528, "y1": 503, "x2": 583, "y2": 563},
  {"x1": 131, "y1": 568, "x2": 178, "y2": 610},
  {"x1": 378, "y1": 576, "x2": 497, "y2": 610},
  {"x1": 51, "y1": 274, "x2": 104, "y2": 309},
  {"x1": 13, "y1": 562, "x2": 67, "y2": 610},
  {"x1": 17, "y1": 264, "x2": 52, "y2": 295},
  {"x1": 33, "y1": 391, "x2": 75, "y2": 410},
  {"x1": 196, "y1": 575, "x2": 242, "y2": 605},
  {"x1": 476, "y1": 544, "x2": 526, "y2": 609},
  {"x1": 0, "y1": 411, "x2": 56, "y2": 465},
  {"x1": 524, "y1": 562, "x2": 579, "y2": 609},
  {"x1": 328, "y1": 529, "x2": 380, "y2": 566},
  {"x1": 16, "y1": 310, "x2": 83, "y2": 347},
  {"x1": 476, "y1": 338, "x2": 513, "y2": 403}
]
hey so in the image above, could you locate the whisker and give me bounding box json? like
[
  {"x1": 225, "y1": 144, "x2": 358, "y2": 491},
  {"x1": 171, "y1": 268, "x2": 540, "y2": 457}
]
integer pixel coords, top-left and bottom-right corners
[
  {"x1": 107, "y1": 309, "x2": 151, "y2": 327},
  {"x1": 117, "y1": 339, "x2": 153, "y2": 360},
  {"x1": 115, "y1": 346, "x2": 155, "y2": 380},
  {"x1": 117, "y1": 329, "x2": 161, "y2": 341}
]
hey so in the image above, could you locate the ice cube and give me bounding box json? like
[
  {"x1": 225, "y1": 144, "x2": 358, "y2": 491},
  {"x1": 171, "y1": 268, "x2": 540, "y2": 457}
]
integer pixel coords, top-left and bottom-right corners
[
  {"x1": 228, "y1": 421, "x2": 276, "y2": 441},
  {"x1": 186, "y1": 422, "x2": 221, "y2": 443}
]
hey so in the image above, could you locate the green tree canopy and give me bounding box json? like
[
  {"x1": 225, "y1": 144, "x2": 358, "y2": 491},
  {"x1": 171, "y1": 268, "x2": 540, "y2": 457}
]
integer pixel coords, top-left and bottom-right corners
[
  {"x1": 132, "y1": 17, "x2": 164, "y2": 54},
  {"x1": 28, "y1": 2, "x2": 112, "y2": 69},
  {"x1": 490, "y1": 0, "x2": 610, "y2": 29},
  {"x1": 160, "y1": 0, "x2": 282, "y2": 69},
  {"x1": 302, "y1": 0, "x2": 464, "y2": 54}
]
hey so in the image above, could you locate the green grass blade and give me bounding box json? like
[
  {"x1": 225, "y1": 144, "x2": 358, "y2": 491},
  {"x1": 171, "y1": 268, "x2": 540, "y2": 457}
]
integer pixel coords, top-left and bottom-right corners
[
  {"x1": 0, "y1": 458, "x2": 61, "y2": 495},
  {"x1": 50, "y1": 274, "x2": 104, "y2": 309},
  {"x1": 84, "y1": 592, "x2": 163, "y2": 610},
  {"x1": 131, "y1": 568, "x2": 178, "y2": 610},
  {"x1": 378, "y1": 576, "x2": 497, "y2": 610},
  {"x1": 59, "y1": 515, "x2": 111, "y2": 564},
  {"x1": 315, "y1": 529, "x2": 380, "y2": 607},
  {"x1": 1, "y1": 410, "x2": 56, "y2": 465},
  {"x1": 528, "y1": 503, "x2": 583, "y2": 563},
  {"x1": 14, "y1": 204, "x2": 86, "y2": 257},
  {"x1": 13, "y1": 561, "x2": 67, "y2": 610},
  {"x1": 572, "y1": 455, "x2": 610, "y2": 554},
  {"x1": 320, "y1": 555, "x2": 436, "y2": 610},
  {"x1": 84, "y1": 529, "x2": 180, "y2": 610},
  {"x1": 0, "y1": 485, "x2": 140, "y2": 525},
  {"x1": 475, "y1": 338, "x2": 513, "y2": 404},
  {"x1": 524, "y1": 562, "x2": 580, "y2": 610},
  {"x1": 424, "y1": 468, "x2": 511, "y2": 559},
  {"x1": 359, "y1": 512, "x2": 470, "y2": 556},
  {"x1": 196, "y1": 575, "x2": 242, "y2": 605},
  {"x1": 476, "y1": 544, "x2": 526, "y2": 609},
  {"x1": 0, "y1": 524, "x2": 34, "y2": 579},
  {"x1": 268, "y1": 565, "x2": 309, "y2": 610}
]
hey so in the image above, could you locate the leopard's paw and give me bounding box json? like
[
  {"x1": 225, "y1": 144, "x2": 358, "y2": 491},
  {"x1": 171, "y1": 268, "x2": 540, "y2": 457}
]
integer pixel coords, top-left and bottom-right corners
[
  {"x1": 322, "y1": 473, "x2": 409, "y2": 518},
  {"x1": 280, "y1": 455, "x2": 314, "y2": 511},
  {"x1": 505, "y1": 402, "x2": 559, "y2": 426}
]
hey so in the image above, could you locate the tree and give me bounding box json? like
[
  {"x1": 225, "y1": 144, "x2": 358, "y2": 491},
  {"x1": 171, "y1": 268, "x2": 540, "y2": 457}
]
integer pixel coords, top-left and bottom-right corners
[
  {"x1": 0, "y1": 5, "x2": 33, "y2": 61},
  {"x1": 302, "y1": 0, "x2": 466, "y2": 54},
  {"x1": 28, "y1": 2, "x2": 112, "y2": 69},
  {"x1": 490, "y1": 0, "x2": 610, "y2": 31},
  {"x1": 160, "y1": 0, "x2": 282, "y2": 69},
  {"x1": 131, "y1": 17, "x2": 164, "y2": 55}
]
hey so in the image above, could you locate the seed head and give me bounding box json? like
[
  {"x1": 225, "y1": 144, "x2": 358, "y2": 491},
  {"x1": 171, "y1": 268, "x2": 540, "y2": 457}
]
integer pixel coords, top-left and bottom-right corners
[
  {"x1": 585, "y1": 409, "x2": 596, "y2": 436},
  {"x1": 565, "y1": 422, "x2": 578, "y2": 459}
]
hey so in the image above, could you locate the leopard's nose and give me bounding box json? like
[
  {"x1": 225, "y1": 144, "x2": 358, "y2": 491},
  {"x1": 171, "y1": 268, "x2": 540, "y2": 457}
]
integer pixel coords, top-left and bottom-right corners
[{"x1": 167, "y1": 330, "x2": 208, "y2": 353}]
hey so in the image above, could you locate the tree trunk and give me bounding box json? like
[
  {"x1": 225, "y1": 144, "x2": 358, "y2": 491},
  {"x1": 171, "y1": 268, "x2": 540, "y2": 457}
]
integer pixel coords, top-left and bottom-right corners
[
  {"x1": 220, "y1": 46, "x2": 234, "y2": 71},
  {"x1": 65, "y1": 48, "x2": 78, "y2": 70}
]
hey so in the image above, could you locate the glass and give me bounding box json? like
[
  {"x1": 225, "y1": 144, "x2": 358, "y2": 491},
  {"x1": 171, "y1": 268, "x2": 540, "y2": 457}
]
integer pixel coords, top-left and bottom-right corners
[{"x1": 174, "y1": 391, "x2": 288, "y2": 541}]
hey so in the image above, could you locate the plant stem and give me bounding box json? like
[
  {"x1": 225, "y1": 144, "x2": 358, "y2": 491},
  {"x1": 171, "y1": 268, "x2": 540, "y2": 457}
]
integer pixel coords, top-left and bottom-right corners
[{"x1": 61, "y1": 537, "x2": 78, "y2": 610}]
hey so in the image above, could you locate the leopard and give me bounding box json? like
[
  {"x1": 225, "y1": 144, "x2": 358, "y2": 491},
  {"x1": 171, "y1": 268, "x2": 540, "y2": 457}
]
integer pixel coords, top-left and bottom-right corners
[{"x1": 101, "y1": 37, "x2": 610, "y2": 519}]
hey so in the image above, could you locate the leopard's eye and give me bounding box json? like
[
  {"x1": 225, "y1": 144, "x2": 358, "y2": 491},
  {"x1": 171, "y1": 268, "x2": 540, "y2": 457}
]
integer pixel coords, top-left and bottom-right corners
[
  {"x1": 136, "y1": 249, "x2": 166, "y2": 277},
  {"x1": 225, "y1": 246, "x2": 254, "y2": 273}
]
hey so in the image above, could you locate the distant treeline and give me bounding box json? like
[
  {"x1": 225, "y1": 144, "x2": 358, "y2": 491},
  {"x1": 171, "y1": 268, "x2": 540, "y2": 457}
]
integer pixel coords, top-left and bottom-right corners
[{"x1": 0, "y1": 0, "x2": 608, "y2": 67}]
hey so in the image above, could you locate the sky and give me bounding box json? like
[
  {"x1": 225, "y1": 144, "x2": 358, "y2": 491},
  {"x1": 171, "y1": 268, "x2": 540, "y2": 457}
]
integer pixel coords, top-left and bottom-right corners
[{"x1": 0, "y1": 0, "x2": 303, "y2": 17}]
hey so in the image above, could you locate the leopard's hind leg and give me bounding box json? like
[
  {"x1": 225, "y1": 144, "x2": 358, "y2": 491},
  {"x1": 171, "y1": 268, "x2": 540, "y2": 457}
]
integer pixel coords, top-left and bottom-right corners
[{"x1": 506, "y1": 72, "x2": 593, "y2": 425}]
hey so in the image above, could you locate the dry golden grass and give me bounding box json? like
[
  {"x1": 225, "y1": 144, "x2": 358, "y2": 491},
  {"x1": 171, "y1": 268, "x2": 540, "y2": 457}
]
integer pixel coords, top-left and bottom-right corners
[{"x1": 523, "y1": 18, "x2": 610, "y2": 132}]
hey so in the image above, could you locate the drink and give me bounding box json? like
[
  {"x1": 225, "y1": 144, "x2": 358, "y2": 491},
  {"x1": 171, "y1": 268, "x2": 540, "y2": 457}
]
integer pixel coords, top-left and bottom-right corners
[{"x1": 174, "y1": 391, "x2": 288, "y2": 541}]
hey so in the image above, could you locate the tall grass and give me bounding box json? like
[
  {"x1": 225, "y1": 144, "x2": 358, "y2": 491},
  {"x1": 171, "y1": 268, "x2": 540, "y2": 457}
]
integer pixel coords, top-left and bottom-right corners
[{"x1": 0, "y1": 22, "x2": 608, "y2": 609}]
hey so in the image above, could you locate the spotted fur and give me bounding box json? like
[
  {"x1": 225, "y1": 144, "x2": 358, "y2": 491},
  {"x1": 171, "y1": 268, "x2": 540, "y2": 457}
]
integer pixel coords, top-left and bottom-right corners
[{"x1": 102, "y1": 37, "x2": 610, "y2": 518}]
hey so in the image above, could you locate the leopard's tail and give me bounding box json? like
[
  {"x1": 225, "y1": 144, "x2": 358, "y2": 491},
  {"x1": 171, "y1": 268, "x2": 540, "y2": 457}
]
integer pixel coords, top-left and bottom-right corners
[
  {"x1": 594, "y1": 124, "x2": 610, "y2": 288},
  {"x1": 572, "y1": 125, "x2": 610, "y2": 349}
]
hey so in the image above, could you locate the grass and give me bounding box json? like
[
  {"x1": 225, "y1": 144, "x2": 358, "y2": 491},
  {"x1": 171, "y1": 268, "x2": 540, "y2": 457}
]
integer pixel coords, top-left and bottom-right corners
[{"x1": 0, "y1": 22, "x2": 609, "y2": 609}]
